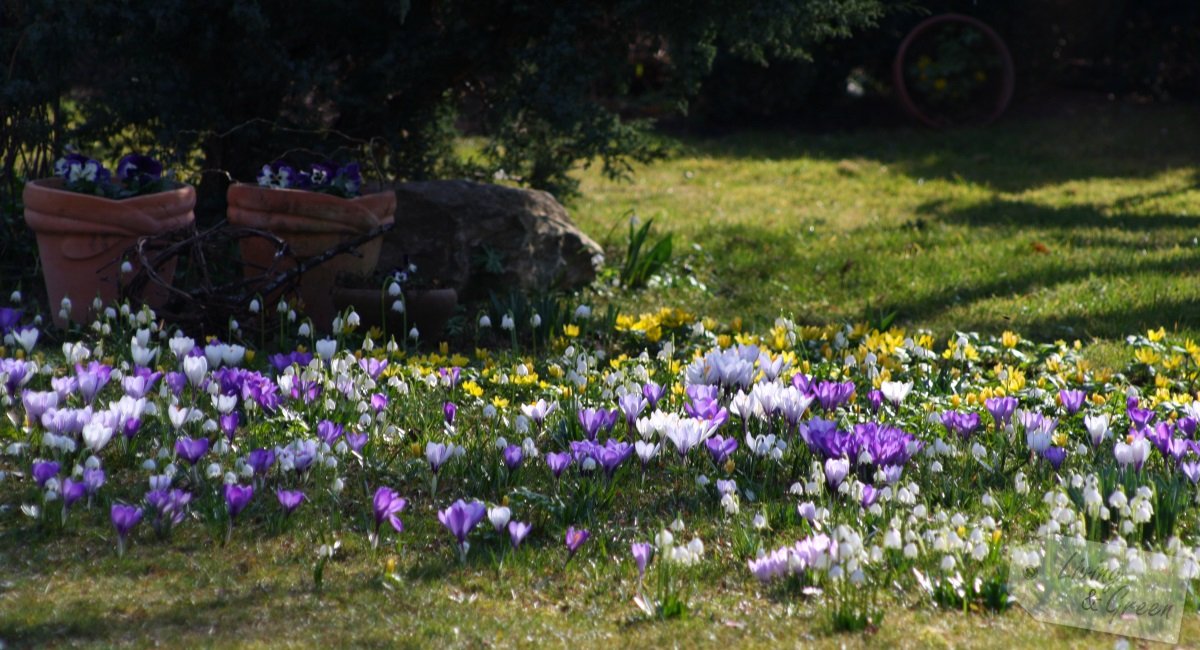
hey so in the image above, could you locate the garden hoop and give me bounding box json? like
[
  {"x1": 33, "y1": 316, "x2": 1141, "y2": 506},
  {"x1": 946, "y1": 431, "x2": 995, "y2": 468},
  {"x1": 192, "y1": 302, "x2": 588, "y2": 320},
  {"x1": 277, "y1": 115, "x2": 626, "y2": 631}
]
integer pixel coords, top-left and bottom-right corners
[{"x1": 893, "y1": 13, "x2": 1015, "y2": 128}]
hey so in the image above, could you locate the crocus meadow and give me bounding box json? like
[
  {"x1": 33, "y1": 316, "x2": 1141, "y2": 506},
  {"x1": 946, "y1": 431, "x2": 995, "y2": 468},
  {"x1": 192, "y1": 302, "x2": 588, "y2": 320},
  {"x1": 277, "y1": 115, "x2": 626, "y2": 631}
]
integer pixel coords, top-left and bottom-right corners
[{"x1": 3, "y1": 296, "x2": 1200, "y2": 631}]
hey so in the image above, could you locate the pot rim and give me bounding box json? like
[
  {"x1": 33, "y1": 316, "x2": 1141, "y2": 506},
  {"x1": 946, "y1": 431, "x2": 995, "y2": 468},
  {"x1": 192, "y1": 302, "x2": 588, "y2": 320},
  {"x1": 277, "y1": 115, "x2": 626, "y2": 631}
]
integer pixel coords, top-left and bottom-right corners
[{"x1": 26, "y1": 176, "x2": 196, "y2": 204}]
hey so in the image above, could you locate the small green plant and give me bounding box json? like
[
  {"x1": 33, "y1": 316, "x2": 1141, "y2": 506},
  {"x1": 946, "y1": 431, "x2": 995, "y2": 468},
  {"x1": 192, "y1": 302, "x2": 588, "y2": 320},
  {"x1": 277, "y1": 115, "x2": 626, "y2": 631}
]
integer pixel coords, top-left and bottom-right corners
[{"x1": 620, "y1": 215, "x2": 672, "y2": 289}]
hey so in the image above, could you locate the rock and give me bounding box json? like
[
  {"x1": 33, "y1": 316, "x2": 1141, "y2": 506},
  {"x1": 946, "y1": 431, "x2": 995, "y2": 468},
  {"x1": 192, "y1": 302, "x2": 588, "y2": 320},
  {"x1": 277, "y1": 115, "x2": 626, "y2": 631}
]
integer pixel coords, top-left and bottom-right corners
[{"x1": 377, "y1": 180, "x2": 602, "y2": 298}]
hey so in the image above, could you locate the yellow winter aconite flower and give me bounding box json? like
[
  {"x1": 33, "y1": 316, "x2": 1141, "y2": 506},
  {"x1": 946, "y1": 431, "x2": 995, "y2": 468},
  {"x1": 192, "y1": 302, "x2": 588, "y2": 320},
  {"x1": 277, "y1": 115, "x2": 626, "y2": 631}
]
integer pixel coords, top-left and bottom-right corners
[
  {"x1": 717, "y1": 334, "x2": 732, "y2": 349},
  {"x1": 563, "y1": 324, "x2": 580, "y2": 338},
  {"x1": 799, "y1": 326, "x2": 824, "y2": 341},
  {"x1": 734, "y1": 332, "x2": 759, "y2": 347},
  {"x1": 462, "y1": 380, "x2": 484, "y2": 398},
  {"x1": 917, "y1": 334, "x2": 934, "y2": 349},
  {"x1": 1134, "y1": 348, "x2": 1161, "y2": 366},
  {"x1": 731, "y1": 317, "x2": 743, "y2": 333},
  {"x1": 768, "y1": 325, "x2": 789, "y2": 351},
  {"x1": 850, "y1": 322, "x2": 871, "y2": 340},
  {"x1": 1001, "y1": 331, "x2": 1020, "y2": 348},
  {"x1": 491, "y1": 396, "x2": 510, "y2": 409},
  {"x1": 1163, "y1": 355, "x2": 1184, "y2": 371},
  {"x1": 547, "y1": 364, "x2": 564, "y2": 379},
  {"x1": 1148, "y1": 327, "x2": 1166, "y2": 342},
  {"x1": 449, "y1": 354, "x2": 470, "y2": 367}
]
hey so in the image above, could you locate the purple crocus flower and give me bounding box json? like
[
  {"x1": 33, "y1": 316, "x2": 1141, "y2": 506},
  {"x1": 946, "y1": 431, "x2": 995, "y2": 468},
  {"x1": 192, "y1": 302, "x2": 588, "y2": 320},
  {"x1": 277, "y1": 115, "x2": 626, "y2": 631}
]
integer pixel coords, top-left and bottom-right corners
[
  {"x1": 83, "y1": 468, "x2": 105, "y2": 495},
  {"x1": 122, "y1": 368, "x2": 162, "y2": 399},
  {"x1": 618, "y1": 393, "x2": 647, "y2": 430},
  {"x1": 860, "y1": 484, "x2": 880, "y2": 509},
  {"x1": 164, "y1": 371, "x2": 187, "y2": 396},
  {"x1": 824, "y1": 458, "x2": 849, "y2": 488},
  {"x1": 443, "y1": 402, "x2": 457, "y2": 426},
  {"x1": 174, "y1": 436, "x2": 210, "y2": 466},
  {"x1": 632, "y1": 542, "x2": 652, "y2": 580},
  {"x1": 32, "y1": 460, "x2": 59, "y2": 488},
  {"x1": 20, "y1": 390, "x2": 58, "y2": 425},
  {"x1": 224, "y1": 484, "x2": 254, "y2": 518},
  {"x1": 219, "y1": 412, "x2": 239, "y2": 441},
  {"x1": 75, "y1": 361, "x2": 112, "y2": 404},
  {"x1": 598, "y1": 440, "x2": 634, "y2": 479},
  {"x1": 814, "y1": 380, "x2": 856, "y2": 411},
  {"x1": 438, "y1": 366, "x2": 461, "y2": 389},
  {"x1": 111, "y1": 504, "x2": 143, "y2": 556},
  {"x1": 985, "y1": 396, "x2": 1018, "y2": 427},
  {"x1": 508, "y1": 521, "x2": 533, "y2": 550},
  {"x1": 62, "y1": 478, "x2": 87, "y2": 508},
  {"x1": 866, "y1": 389, "x2": 883, "y2": 414},
  {"x1": 565, "y1": 526, "x2": 590, "y2": 560},
  {"x1": 642, "y1": 381, "x2": 665, "y2": 408},
  {"x1": 1181, "y1": 461, "x2": 1200, "y2": 484},
  {"x1": 1128, "y1": 404, "x2": 1155, "y2": 431},
  {"x1": 438, "y1": 499, "x2": 487, "y2": 561},
  {"x1": 0, "y1": 307, "x2": 21, "y2": 335},
  {"x1": 246, "y1": 448, "x2": 275, "y2": 476},
  {"x1": 276, "y1": 489, "x2": 306, "y2": 515},
  {"x1": 426, "y1": 441, "x2": 454, "y2": 474},
  {"x1": 372, "y1": 487, "x2": 408, "y2": 537},
  {"x1": 370, "y1": 393, "x2": 388, "y2": 413},
  {"x1": 578, "y1": 407, "x2": 608, "y2": 441},
  {"x1": 1059, "y1": 389, "x2": 1086, "y2": 415},
  {"x1": 1, "y1": 359, "x2": 32, "y2": 396},
  {"x1": 705, "y1": 434, "x2": 738, "y2": 465},
  {"x1": 503, "y1": 444, "x2": 525, "y2": 471},
  {"x1": 316, "y1": 419, "x2": 344, "y2": 446},
  {"x1": 1179, "y1": 417, "x2": 1198, "y2": 438},
  {"x1": 146, "y1": 488, "x2": 191, "y2": 533},
  {"x1": 940, "y1": 411, "x2": 981, "y2": 440},
  {"x1": 358, "y1": 357, "x2": 388, "y2": 380},
  {"x1": 1043, "y1": 446, "x2": 1067, "y2": 470},
  {"x1": 546, "y1": 451, "x2": 572, "y2": 479},
  {"x1": 346, "y1": 432, "x2": 369, "y2": 453}
]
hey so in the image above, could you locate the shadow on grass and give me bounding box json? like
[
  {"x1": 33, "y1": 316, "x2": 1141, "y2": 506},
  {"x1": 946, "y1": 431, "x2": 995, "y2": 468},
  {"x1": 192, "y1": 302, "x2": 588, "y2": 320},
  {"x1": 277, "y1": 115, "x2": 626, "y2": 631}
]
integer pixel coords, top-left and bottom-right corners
[{"x1": 678, "y1": 105, "x2": 1200, "y2": 194}]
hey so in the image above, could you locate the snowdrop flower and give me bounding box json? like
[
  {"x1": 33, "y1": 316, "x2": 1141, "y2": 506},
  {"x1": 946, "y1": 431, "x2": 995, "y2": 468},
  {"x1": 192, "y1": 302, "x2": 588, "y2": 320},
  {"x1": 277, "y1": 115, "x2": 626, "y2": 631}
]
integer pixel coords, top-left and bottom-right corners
[
  {"x1": 500, "y1": 314, "x2": 515, "y2": 331},
  {"x1": 392, "y1": 300, "x2": 405, "y2": 314},
  {"x1": 479, "y1": 314, "x2": 492, "y2": 328}
]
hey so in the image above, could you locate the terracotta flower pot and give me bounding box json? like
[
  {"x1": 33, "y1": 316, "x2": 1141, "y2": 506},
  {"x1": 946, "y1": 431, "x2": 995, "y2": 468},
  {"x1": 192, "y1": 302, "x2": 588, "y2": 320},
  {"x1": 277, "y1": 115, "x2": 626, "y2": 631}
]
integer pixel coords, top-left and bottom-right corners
[
  {"x1": 226, "y1": 184, "x2": 396, "y2": 330},
  {"x1": 23, "y1": 177, "x2": 196, "y2": 328},
  {"x1": 332, "y1": 287, "x2": 458, "y2": 340}
]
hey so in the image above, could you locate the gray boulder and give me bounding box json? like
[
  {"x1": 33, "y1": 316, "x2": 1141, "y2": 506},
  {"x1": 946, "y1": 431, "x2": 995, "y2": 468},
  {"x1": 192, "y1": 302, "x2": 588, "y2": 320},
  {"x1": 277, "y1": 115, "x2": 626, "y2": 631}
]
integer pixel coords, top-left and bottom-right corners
[{"x1": 377, "y1": 180, "x2": 602, "y2": 298}]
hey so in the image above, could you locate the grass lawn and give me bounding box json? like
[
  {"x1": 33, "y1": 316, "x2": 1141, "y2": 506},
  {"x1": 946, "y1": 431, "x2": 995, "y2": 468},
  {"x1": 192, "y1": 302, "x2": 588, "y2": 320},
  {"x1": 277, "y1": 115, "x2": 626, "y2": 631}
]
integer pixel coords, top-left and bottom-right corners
[{"x1": 571, "y1": 101, "x2": 1200, "y2": 352}]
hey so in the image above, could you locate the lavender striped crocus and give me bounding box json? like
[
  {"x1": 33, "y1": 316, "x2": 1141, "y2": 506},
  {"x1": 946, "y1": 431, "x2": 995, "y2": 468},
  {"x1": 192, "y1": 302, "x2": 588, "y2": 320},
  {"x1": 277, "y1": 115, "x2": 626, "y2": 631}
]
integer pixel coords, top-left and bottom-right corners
[
  {"x1": 508, "y1": 521, "x2": 532, "y2": 550},
  {"x1": 111, "y1": 504, "x2": 143, "y2": 557},
  {"x1": 1059, "y1": 389, "x2": 1086, "y2": 415},
  {"x1": 546, "y1": 451, "x2": 572, "y2": 479},
  {"x1": 985, "y1": 396, "x2": 1018, "y2": 427},
  {"x1": 438, "y1": 499, "x2": 487, "y2": 562},
  {"x1": 565, "y1": 526, "x2": 590, "y2": 561},
  {"x1": 705, "y1": 435, "x2": 738, "y2": 465},
  {"x1": 371, "y1": 487, "x2": 407, "y2": 550},
  {"x1": 276, "y1": 489, "x2": 306, "y2": 515},
  {"x1": 631, "y1": 542, "x2": 652, "y2": 580}
]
